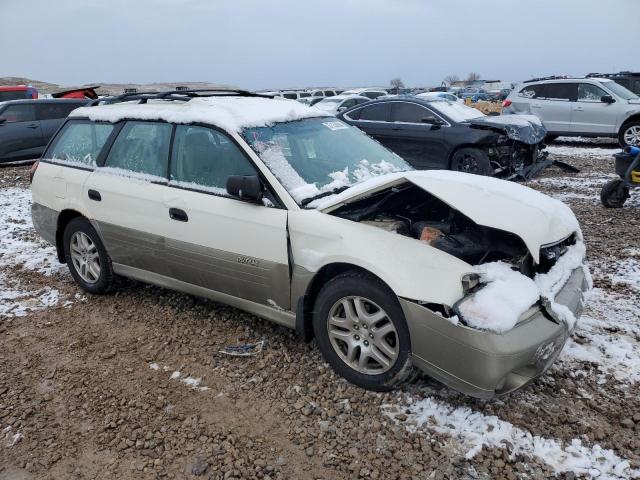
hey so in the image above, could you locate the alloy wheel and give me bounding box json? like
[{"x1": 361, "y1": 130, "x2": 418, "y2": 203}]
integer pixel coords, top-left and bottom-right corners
[
  {"x1": 326, "y1": 296, "x2": 399, "y2": 374},
  {"x1": 69, "y1": 231, "x2": 101, "y2": 284},
  {"x1": 623, "y1": 125, "x2": 640, "y2": 146}
]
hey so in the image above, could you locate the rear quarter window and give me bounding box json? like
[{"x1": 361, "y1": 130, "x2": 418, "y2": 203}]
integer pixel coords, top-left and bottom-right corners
[{"x1": 47, "y1": 121, "x2": 114, "y2": 167}]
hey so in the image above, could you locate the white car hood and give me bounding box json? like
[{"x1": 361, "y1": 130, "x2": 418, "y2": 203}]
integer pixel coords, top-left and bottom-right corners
[{"x1": 317, "y1": 170, "x2": 579, "y2": 262}]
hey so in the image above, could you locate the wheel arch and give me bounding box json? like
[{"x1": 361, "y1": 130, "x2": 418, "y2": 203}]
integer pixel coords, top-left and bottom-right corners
[
  {"x1": 448, "y1": 143, "x2": 489, "y2": 169},
  {"x1": 55, "y1": 209, "x2": 84, "y2": 263},
  {"x1": 295, "y1": 262, "x2": 394, "y2": 342},
  {"x1": 620, "y1": 113, "x2": 640, "y2": 131}
]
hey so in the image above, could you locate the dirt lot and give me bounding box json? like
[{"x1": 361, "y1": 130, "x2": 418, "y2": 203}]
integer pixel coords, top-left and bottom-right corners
[{"x1": 1, "y1": 141, "x2": 639, "y2": 480}]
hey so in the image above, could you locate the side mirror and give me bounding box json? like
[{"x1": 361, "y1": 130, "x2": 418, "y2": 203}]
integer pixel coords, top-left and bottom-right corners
[
  {"x1": 601, "y1": 95, "x2": 615, "y2": 104},
  {"x1": 422, "y1": 117, "x2": 444, "y2": 125},
  {"x1": 0, "y1": 117, "x2": 6, "y2": 125},
  {"x1": 226, "y1": 175, "x2": 263, "y2": 203}
]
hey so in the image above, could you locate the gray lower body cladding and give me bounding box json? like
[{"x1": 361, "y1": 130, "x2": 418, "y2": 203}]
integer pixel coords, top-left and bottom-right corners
[
  {"x1": 31, "y1": 202, "x2": 58, "y2": 246},
  {"x1": 401, "y1": 267, "x2": 588, "y2": 399}
]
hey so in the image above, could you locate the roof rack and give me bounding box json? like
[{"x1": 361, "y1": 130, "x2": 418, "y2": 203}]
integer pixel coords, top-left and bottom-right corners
[
  {"x1": 523, "y1": 75, "x2": 569, "y2": 83},
  {"x1": 586, "y1": 71, "x2": 640, "y2": 78},
  {"x1": 88, "y1": 89, "x2": 274, "y2": 107}
]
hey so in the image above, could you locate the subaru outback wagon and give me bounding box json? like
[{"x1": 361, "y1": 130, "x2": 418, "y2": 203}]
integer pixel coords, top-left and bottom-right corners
[{"x1": 31, "y1": 90, "x2": 590, "y2": 398}]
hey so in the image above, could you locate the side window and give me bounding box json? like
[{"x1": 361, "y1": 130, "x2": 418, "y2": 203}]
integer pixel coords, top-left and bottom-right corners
[
  {"x1": 283, "y1": 93, "x2": 297, "y2": 100},
  {"x1": 170, "y1": 125, "x2": 256, "y2": 194},
  {"x1": 104, "y1": 121, "x2": 172, "y2": 178},
  {"x1": 0, "y1": 104, "x2": 36, "y2": 123},
  {"x1": 392, "y1": 102, "x2": 432, "y2": 123},
  {"x1": 324, "y1": 91, "x2": 335, "y2": 97},
  {"x1": 48, "y1": 121, "x2": 114, "y2": 166},
  {"x1": 540, "y1": 83, "x2": 577, "y2": 101},
  {"x1": 345, "y1": 107, "x2": 362, "y2": 120},
  {"x1": 578, "y1": 84, "x2": 608, "y2": 102},
  {"x1": 36, "y1": 102, "x2": 83, "y2": 120},
  {"x1": 358, "y1": 103, "x2": 389, "y2": 121},
  {"x1": 518, "y1": 84, "x2": 544, "y2": 99},
  {"x1": 342, "y1": 99, "x2": 355, "y2": 109}
]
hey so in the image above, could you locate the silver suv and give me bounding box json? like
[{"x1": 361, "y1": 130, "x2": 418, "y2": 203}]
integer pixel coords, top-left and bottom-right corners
[{"x1": 503, "y1": 77, "x2": 640, "y2": 146}]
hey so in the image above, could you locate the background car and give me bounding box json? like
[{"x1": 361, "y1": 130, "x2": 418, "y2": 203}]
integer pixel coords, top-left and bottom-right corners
[
  {"x1": 341, "y1": 88, "x2": 388, "y2": 99},
  {"x1": 416, "y1": 91, "x2": 463, "y2": 103},
  {"x1": 337, "y1": 97, "x2": 546, "y2": 176},
  {"x1": 313, "y1": 94, "x2": 370, "y2": 115},
  {"x1": 457, "y1": 87, "x2": 490, "y2": 102},
  {"x1": 0, "y1": 85, "x2": 38, "y2": 101},
  {"x1": 503, "y1": 77, "x2": 640, "y2": 146},
  {"x1": 586, "y1": 71, "x2": 640, "y2": 95},
  {"x1": 0, "y1": 98, "x2": 88, "y2": 163}
]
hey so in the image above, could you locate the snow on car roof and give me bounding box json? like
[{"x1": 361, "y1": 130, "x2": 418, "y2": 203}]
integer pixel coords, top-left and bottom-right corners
[{"x1": 69, "y1": 96, "x2": 331, "y2": 133}]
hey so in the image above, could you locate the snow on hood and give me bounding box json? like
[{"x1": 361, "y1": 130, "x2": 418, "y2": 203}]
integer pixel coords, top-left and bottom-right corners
[
  {"x1": 69, "y1": 96, "x2": 331, "y2": 133},
  {"x1": 467, "y1": 114, "x2": 547, "y2": 144},
  {"x1": 317, "y1": 170, "x2": 579, "y2": 262}
]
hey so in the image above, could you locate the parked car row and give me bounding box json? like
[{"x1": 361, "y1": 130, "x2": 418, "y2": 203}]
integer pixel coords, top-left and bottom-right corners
[{"x1": 30, "y1": 90, "x2": 589, "y2": 398}]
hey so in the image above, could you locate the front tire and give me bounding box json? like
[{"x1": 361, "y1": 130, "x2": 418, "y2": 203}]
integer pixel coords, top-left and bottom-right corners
[
  {"x1": 600, "y1": 179, "x2": 629, "y2": 208},
  {"x1": 619, "y1": 121, "x2": 640, "y2": 148},
  {"x1": 63, "y1": 217, "x2": 115, "y2": 294},
  {"x1": 450, "y1": 148, "x2": 492, "y2": 175},
  {"x1": 312, "y1": 272, "x2": 415, "y2": 391}
]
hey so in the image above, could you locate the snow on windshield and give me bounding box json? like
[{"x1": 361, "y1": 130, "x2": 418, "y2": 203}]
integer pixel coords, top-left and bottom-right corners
[
  {"x1": 243, "y1": 118, "x2": 410, "y2": 204},
  {"x1": 429, "y1": 100, "x2": 485, "y2": 123}
]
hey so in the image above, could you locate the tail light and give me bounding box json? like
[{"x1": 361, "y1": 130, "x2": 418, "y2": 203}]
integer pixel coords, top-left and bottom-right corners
[
  {"x1": 502, "y1": 99, "x2": 512, "y2": 108},
  {"x1": 29, "y1": 160, "x2": 39, "y2": 183}
]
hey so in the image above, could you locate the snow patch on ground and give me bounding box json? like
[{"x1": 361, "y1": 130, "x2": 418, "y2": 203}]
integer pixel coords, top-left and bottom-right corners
[
  {"x1": 547, "y1": 145, "x2": 617, "y2": 160},
  {"x1": 149, "y1": 363, "x2": 209, "y2": 391},
  {"x1": 0, "y1": 187, "x2": 68, "y2": 318},
  {"x1": 383, "y1": 397, "x2": 639, "y2": 479},
  {"x1": 531, "y1": 172, "x2": 640, "y2": 206}
]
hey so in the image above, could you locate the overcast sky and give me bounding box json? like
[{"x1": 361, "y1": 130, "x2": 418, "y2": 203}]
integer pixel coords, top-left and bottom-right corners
[{"x1": 1, "y1": 0, "x2": 637, "y2": 90}]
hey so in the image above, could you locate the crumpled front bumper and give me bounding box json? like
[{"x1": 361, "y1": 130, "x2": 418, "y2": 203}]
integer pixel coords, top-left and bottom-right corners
[{"x1": 400, "y1": 266, "x2": 589, "y2": 399}]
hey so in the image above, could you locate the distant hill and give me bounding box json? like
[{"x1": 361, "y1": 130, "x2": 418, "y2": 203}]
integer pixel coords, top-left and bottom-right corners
[{"x1": 0, "y1": 77, "x2": 238, "y2": 95}]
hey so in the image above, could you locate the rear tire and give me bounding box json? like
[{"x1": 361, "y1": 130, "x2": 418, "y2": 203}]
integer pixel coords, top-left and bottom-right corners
[
  {"x1": 63, "y1": 217, "x2": 115, "y2": 294},
  {"x1": 600, "y1": 179, "x2": 629, "y2": 208},
  {"x1": 619, "y1": 121, "x2": 640, "y2": 148},
  {"x1": 450, "y1": 148, "x2": 492, "y2": 175},
  {"x1": 312, "y1": 272, "x2": 415, "y2": 392}
]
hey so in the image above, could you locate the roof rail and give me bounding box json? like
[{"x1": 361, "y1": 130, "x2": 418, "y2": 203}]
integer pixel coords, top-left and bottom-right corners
[
  {"x1": 523, "y1": 75, "x2": 569, "y2": 83},
  {"x1": 88, "y1": 89, "x2": 274, "y2": 107}
]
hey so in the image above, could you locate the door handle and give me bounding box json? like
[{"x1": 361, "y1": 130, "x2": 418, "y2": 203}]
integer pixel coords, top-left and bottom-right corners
[
  {"x1": 27, "y1": 124, "x2": 39, "y2": 129},
  {"x1": 88, "y1": 189, "x2": 101, "y2": 201},
  {"x1": 169, "y1": 208, "x2": 188, "y2": 222}
]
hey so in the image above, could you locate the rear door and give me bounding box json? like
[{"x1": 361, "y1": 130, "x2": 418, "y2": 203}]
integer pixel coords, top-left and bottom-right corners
[
  {"x1": 36, "y1": 101, "x2": 86, "y2": 142},
  {"x1": 386, "y1": 101, "x2": 447, "y2": 169},
  {"x1": 0, "y1": 103, "x2": 42, "y2": 160},
  {"x1": 164, "y1": 124, "x2": 290, "y2": 309},
  {"x1": 84, "y1": 120, "x2": 174, "y2": 276},
  {"x1": 343, "y1": 102, "x2": 392, "y2": 145},
  {"x1": 571, "y1": 83, "x2": 619, "y2": 135},
  {"x1": 534, "y1": 82, "x2": 577, "y2": 133}
]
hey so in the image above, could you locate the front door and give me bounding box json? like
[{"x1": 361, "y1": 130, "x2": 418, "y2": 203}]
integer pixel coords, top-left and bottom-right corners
[
  {"x1": 570, "y1": 83, "x2": 619, "y2": 135},
  {"x1": 387, "y1": 101, "x2": 447, "y2": 169},
  {"x1": 163, "y1": 124, "x2": 290, "y2": 310}
]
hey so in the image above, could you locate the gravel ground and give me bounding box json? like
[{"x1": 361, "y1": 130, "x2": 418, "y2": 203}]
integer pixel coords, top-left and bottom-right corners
[{"x1": 0, "y1": 143, "x2": 639, "y2": 480}]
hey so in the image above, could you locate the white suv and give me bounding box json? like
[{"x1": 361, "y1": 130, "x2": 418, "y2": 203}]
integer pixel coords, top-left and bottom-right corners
[
  {"x1": 503, "y1": 77, "x2": 640, "y2": 146},
  {"x1": 30, "y1": 90, "x2": 589, "y2": 397}
]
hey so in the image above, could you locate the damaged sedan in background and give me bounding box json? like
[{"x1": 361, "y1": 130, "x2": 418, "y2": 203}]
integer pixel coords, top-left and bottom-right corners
[{"x1": 337, "y1": 96, "x2": 560, "y2": 179}]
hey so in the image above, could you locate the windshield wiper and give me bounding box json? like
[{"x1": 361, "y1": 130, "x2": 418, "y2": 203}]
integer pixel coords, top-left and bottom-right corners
[{"x1": 300, "y1": 185, "x2": 350, "y2": 207}]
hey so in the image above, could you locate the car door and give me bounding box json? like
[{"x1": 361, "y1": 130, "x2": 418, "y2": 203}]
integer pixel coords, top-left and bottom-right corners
[
  {"x1": 84, "y1": 120, "x2": 174, "y2": 276},
  {"x1": 385, "y1": 101, "x2": 447, "y2": 169},
  {"x1": 164, "y1": 124, "x2": 290, "y2": 309},
  {"x1": 571, "y1": 83, "x2": 619, "y2": 135},
  {"x1": 344, "y1": 102, "x2": 393, "y2": 146},
  {"x1": 36, "y1": 101, "x2": 86, "y2": 144},
  {"x1": 0, "y1": 103, "x2": 42, "y2": 161},
  {"x1": 533, "y1": 83, "x2": 577, "y2": 133}
]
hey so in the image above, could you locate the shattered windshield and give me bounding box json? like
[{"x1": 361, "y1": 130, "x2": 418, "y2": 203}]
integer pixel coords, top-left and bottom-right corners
[{"x1": 243, "y1": 117, "x2": 411, "y2": 204}]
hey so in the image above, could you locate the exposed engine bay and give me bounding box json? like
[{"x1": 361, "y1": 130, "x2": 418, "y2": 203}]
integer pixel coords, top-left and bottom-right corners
[{"x1": 331, "y1": 183, "x2": 556, "y2": 277}]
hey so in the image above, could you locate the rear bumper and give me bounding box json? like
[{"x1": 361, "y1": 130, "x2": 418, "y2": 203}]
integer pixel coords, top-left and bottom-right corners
[{"x1": 401, "y1": 266, "x2": 589, "y2": 399}]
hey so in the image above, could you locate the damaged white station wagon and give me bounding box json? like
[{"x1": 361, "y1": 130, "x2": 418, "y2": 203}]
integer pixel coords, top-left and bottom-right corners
[{"x1": 30, "y1": 90, "x2": 591, "y2": 398}]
